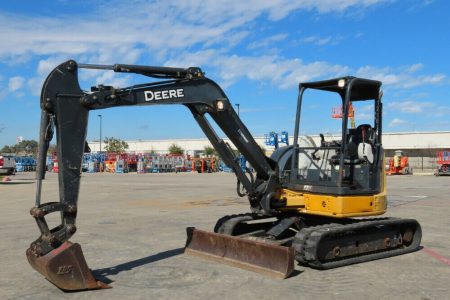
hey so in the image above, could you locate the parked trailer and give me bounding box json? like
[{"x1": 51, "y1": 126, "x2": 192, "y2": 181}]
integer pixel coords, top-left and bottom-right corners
[{"x1": 0, "y1": 154, "x2": 16, "y2": 175}]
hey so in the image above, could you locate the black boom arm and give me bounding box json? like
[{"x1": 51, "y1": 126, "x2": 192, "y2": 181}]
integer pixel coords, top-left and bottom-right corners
[{"x1": 30, "y1": 60, "x2": 279, "y2": 257}]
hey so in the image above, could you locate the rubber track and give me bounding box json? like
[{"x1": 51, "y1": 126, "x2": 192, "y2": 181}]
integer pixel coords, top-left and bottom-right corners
[
  {"x1": 293, "y1": 217, "x2": 391, "y2": 265},
  {"x1": 293, "y1": 223, "x2": 340, "y2": 265},
  {"x1": 293, "y1": 217, "x2": 421, "y2": 269}
]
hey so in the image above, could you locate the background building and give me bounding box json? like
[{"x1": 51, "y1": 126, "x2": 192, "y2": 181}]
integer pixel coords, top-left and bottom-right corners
[{"x1": 88, "y1": 131, "x2": 450, "y2": 171}]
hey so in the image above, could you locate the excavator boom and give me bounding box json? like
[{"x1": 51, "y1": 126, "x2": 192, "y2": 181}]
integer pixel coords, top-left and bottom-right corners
[{"x1": 27, "y1": 60, "x2": 292, "y2": 290}]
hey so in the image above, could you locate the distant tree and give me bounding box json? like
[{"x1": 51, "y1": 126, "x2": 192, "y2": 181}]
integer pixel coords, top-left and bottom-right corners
[
  {"x1": 168, "y1": 144, "x2": 184, "y2": 155},
  {"x1": 23, "y1": 140, "x2": 38, "y2": 155},
  {"x1": 0, "y1": 140, "x2": 38, "y2": 155},
  {"x1": 203, "y1": 145, "x2": 216, "y2": 156},
  {"x1": 103, "y1": 137, "x2": 129, "y2": 153},
  {"x1": 19, "y1": 140, "x2": 38, "y2": 155},
  {"x1": 0, "y1": 145, "x2": 13, "y2": 153}
]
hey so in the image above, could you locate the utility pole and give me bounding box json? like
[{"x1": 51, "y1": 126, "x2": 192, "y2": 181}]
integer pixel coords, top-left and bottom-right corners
[
  {"x1": 98, "y1": 114, "x2": 102, "y2": 173},
  {"x1": 235, "y1": 103, "x2": 240, "y2": 116}
]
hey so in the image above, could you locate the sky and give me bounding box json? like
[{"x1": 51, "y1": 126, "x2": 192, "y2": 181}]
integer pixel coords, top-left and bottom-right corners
[{"x1": 0, "y1": 0, "x2": 449, "y2": 147}]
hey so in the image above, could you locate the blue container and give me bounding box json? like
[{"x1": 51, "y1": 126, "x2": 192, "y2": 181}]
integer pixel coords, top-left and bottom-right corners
[{"x1": 16, "y1": 162, "x2": 24, "y2": 172}]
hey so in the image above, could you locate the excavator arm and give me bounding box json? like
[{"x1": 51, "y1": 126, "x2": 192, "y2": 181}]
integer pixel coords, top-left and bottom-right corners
[
  {"x1": 39, "y1": 60, "x2": 277, "y2": 207},
  {"x1": 27, "y1": 60, "x2": 291, "y2": 291}
]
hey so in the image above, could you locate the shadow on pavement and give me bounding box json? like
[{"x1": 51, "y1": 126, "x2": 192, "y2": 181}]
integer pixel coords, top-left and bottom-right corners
[{"x1": 92, "y1": 248, "x2": 184, "y2": 283}]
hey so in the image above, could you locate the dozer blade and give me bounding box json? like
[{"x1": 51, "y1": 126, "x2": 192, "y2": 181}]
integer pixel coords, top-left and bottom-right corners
[
  {"x1": 184, "y1": 227, "x2": 295, "y2": 279},
  {"x1": 26, "y1": 242, "x2": 110, "y2": 291}
]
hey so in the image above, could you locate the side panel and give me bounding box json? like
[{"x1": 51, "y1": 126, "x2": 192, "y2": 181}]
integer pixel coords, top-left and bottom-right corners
[
  {"x1": 276, "y1": 188, "x2": 387, "y2": 218},
  {"x1": 277, "y1": 156, "x2": 387, "y2": 217}
]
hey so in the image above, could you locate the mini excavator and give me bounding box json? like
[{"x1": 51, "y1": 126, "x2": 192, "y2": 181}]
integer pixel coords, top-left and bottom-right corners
[{"x1": 27, "y1": 60, "x2": 421, "y2": 291}]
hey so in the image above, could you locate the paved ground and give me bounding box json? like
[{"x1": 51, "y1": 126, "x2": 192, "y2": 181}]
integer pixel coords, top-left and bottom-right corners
[{"x1": 0, "y1": 172, "x2": 449, "y2": 300}]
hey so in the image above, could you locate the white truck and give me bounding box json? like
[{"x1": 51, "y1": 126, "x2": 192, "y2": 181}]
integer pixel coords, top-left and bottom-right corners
[{"x1": 0, "y1": 154, "x2": 16, "y2": 175}]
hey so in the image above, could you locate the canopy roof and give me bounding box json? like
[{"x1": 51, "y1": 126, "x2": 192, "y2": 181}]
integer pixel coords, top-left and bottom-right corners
[{"x1": 300, "y1": 76, "x2": 382, "y2": 101}]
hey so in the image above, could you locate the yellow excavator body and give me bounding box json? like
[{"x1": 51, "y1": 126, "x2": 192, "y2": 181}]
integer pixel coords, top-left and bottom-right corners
[
  {"x1": 277, "y1": 168, "x2": 387, "y2": 218},
  {"x1": 277, "y1": 189, "x2": 386, "y2": 218}
]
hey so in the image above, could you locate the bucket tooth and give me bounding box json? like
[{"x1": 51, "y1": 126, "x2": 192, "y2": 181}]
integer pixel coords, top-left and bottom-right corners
[
  {"x1": 184, "y1": 227, "x2": 295, "y2": 279},
  {"x1": 26, "y1": 242, "x2": 110, "y2": 291}
]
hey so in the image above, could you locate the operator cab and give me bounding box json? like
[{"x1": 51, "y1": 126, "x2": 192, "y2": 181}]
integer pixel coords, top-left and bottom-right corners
[{"x1": 287, "y1": 76, "x2": 383, "y2": 196}]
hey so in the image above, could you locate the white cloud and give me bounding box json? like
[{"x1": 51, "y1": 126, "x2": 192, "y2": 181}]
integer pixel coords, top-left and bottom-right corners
[
  {"x1": 0, "y1": 0, "x2": 444, "y2": 96},
  {"x1": 166, "y1": 51, "x2": 349, "y2": 89},
  {"x1": 356, "y1": 65, "x2": 445, "y2": 89},
  {"x1": 389, "y1": 118, "x2": 407, "y2": 127},
  {"x1": 0, "y1": 0, "x2": 389, "y2": 64},
  {"x1": 37, "y1": 56, "x2": 68, "y2": 76},
  {"x1": 356, "y1": 112, "x2": 373, "y2": 120},
  {"x1": 8, "y1": 76, "x2": 25, "y2": 92},
  {"x1": 435, "y1": 105, "x2": 450, "y2": 117},
  {"x1": 354, "y1": 103, "x2": 374, "y2": 120},
  {"x1": 0, "y1": 86, "x2": 7, "y2": 101},
  {"x1": 166, "y1": 51, "x2": 446, "y2": 91},
  {"x1": 248, "y1": 34, "x2": 288, "y2": 49},
  {"x1": 279, "y1": 60, "x2": 349, "y2": 89},
  {"x1": 386, "y1": 100, "x2": 450, "y2": 119},
  {"x1": 301, "y1": 35, "x2": 334, "y2": 45},
  {"x1": 27, "y1": 77, "x2": 45, "y2": 96},
  {"x1": 94, "y1": 71, "x2": 131, "y2": 89},
  {"x1": 406, "y1": 63, "x2": 423, "y2": 73},
  {"x1": 387, "y1": 100, "x2": 434, "y2": 114}
]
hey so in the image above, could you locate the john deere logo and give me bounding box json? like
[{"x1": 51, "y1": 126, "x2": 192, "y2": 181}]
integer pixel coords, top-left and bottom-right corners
[{"x1": 144, "y1": 89, "x2": 184, "y2": 101}]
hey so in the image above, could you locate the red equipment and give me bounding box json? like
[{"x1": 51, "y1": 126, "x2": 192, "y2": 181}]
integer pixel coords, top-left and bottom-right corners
[
  {"x1": 332, "y1": 102, "x2": 355, "y2": 128},
  {"x1": 435, "y1": 150, "x2": 450, "y2": 176},
  {"x1": 191, "y1": 157, "x2": 217, "y2": 173},
  {"x1": 51, "y1": 152, "x2": 59, "y2": 173},
  {"x1": 387, "y1": 150, "x2": 411, "y2": 175}
]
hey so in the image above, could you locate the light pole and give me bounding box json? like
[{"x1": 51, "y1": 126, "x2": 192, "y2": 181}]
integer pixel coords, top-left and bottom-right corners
[
  {"x1": 98, "y1": 114, "x2": 102, "y2": 172},
  {"x1": 235, "y1": 103, "x2": 240, "y2": 116}
]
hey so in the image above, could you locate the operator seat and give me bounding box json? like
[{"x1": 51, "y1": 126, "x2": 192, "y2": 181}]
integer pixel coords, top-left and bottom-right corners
[
  {"x1": 330, "y1": 124, "x2": 375, "y2": 165},
  {"x1": 355, "y1": 124, "x2": 375, "y2": 164}
]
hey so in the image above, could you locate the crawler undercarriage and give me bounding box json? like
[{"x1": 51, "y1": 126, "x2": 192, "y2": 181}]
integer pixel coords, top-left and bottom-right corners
[{"x1": 211, "y1": 213, "x2": 421, "y2": 270}]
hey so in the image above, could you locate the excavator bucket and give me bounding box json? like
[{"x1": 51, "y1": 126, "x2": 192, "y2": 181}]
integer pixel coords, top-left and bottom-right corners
[
  {"x1": 184, "y1": 227, "x2": 295, "y2": 279},
  {"x1": 26, "y1": 242, "x2": 110, "y2": 291}
]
